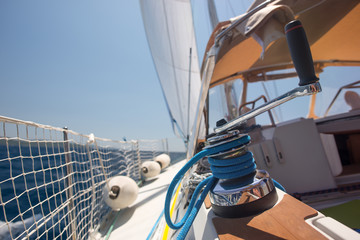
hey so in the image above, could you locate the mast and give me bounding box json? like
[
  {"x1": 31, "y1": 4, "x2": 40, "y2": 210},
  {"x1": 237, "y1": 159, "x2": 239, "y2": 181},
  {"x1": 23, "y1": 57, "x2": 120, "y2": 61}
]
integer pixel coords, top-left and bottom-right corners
[
  {"x1": 187, "y1": 47, "x2": 192, "y2": 146},
  {"x1": 208, "y1": 0, "x2": 219, "y2": 29},
  {"x1": 208, "y1": 0, "x2": 239, "y2": 120}
]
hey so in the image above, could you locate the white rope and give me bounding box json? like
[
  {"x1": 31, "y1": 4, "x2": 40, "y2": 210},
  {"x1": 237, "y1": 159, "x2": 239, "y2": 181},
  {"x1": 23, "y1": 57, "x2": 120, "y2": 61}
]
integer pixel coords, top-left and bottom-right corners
[{"x1": 0, "y1": 116, "x2": 167, "y2": 240}]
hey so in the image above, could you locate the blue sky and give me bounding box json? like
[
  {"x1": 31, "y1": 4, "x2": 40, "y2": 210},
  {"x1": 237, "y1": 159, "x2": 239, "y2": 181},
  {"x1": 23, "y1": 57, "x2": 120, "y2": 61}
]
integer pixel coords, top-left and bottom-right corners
[
  {"x1": 0, "y1": 1, "x2": 183, "y2": 148},
  {"x1": 0, "y1": 1, "x2": 253, "y2": 152},
  {"x1": 1, "y1": 1, "x2": 359, "y2": 152}
]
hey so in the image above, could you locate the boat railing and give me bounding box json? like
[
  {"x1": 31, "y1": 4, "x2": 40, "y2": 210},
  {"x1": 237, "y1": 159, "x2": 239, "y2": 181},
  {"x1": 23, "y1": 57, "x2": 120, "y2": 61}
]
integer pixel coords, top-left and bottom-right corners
[
  {"x1": 238, "y1": 95, "x2": 276, "y2": 127},
  {"x1": 0, "y1": 115, "x2": 168, "y2": 240},
  {"x1": 324, "y1": 80, "x2": 360, "y2": 117}
]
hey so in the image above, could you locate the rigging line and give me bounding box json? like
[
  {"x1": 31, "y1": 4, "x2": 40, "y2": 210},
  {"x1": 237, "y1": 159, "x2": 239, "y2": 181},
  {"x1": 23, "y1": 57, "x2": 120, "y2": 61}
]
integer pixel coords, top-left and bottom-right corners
[
  {"x1": 203, "y1": 0, "x2": 213, "y2": 36},
  {"x1": 185, "y1": 1, "x2": 201, "y2": 138},
  {"x1": 297, "y1": 0, "x2": 327, "y2": 16},
  {"x1": 239, "y1": 0, "x2": 253, "y2": 14},
  {"x1": 227, "y1": 0, "x2": 236, "y2": 17},
  {"x1": 152, "y1": 55, "x2": 199, "y2": 73},
  {"x1": 173, "y1": 119, "x2": 188, "y2": 146},
  {"x1": 162, "y1": 0, "x2": 186, "y2": 132},
  {"x1": 208, "y1": 0, "x2": 239, "y2": 120},
  {"x1": 207, "y1": 0, "x2": 219, "y2": 29},
  {"x1": 185, "y1": 0, "x2": 196, "y2": 53},
  {"x1": 189, "y1": 0, "x2": 202, "y2": 69},
  {"x1": 261, "y1": 81, "x2": 280, "y2": 123},
  {"x1": 187, "y1": 48, "x2": 192, "y2": 142},
  {"x1": 272, "y1": 80, "x2": 283, "y2": 121}
]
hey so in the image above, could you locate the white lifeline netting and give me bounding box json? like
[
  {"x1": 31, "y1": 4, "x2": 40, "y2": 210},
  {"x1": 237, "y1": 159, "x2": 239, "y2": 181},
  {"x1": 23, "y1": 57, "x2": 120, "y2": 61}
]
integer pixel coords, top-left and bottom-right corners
[{"x1": 0, "y1": 116, "x2": 167, "y2": 240}]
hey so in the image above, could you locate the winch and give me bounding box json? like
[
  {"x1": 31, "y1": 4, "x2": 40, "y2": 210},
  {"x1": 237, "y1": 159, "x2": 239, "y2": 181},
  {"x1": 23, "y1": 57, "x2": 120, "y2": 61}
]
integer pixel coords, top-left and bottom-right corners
[{"x1": 206, "y1": 130, "x2": 278, "y2": 218}]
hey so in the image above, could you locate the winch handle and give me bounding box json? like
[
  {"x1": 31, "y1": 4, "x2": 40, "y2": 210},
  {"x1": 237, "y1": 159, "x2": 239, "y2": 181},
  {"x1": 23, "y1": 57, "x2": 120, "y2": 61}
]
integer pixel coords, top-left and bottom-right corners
[
  {"x1": 285, "y1": 20, "x2": 319, "y2": 86},
  {"x1": 214, "y1": 20, "x2": 322, "y2": 134}
]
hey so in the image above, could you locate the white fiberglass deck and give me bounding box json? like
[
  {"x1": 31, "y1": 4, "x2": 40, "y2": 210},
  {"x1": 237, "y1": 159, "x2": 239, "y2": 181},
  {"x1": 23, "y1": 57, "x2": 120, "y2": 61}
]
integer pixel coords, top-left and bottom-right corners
[{"x1": 107, "y1": 160, "x2": 186, "y2": 240}]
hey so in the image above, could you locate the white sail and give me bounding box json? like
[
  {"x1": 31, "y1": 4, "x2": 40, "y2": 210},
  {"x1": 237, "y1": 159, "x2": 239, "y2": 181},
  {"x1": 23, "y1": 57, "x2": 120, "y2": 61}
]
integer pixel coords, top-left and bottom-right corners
[{"x1": 140, "y1": 0, "x2": 203, "y2": 145}]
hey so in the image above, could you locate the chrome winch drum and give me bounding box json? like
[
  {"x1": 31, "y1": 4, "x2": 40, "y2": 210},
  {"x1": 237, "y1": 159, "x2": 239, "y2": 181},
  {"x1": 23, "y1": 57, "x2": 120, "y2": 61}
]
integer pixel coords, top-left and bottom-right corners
[
  {"x1": 209, "y1": 170, "x2": 278, "y2": 218},
  {"x1": 206, "y1": 130, "x2": 278, "y2": 218}
]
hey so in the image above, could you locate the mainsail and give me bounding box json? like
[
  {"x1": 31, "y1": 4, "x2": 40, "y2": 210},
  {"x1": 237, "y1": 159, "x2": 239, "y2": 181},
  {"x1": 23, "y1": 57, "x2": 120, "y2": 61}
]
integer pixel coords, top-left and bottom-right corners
[{"x1": 140, "y1": 0, "x2": 203, "y2": 146}]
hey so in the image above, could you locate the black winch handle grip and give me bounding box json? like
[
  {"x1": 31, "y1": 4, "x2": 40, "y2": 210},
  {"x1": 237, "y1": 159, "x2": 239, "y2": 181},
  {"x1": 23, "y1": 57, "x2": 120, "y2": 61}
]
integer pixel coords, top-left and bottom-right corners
[{"x1": 285, "y1": 20, "x2": 319, "y2": 86}]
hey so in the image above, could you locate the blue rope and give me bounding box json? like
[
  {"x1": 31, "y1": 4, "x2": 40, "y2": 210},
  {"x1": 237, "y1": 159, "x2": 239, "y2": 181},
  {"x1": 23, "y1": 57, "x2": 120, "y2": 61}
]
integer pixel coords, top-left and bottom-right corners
[
  {"x1": 163, "y1": 135, "x2": 285, "y2": 240},
  {"x1": 273, "y1": 179, "x2": 286, "y2": 192},
  {"x1": 146, "y1": 210, "x2": 164, "y2": 240},
  {"x1": 209, "y1": 151, "x2": 256, "y2": 179},
  {"x1": 176, "y1": 176, "x2": 217, "y2": 240},
  {"x1": 164, "y1": 149, "x2": 211, "y2": 230},
  {"x1": 164, "y1": 136, "x2": 252, "y2": 229}
]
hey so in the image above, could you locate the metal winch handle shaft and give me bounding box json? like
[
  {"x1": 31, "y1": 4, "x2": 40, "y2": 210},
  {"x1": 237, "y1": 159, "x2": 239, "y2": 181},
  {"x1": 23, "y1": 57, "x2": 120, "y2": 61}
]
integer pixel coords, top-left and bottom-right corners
[
  {"x1": 214, "y1": 82, "x2": 321, "y2": 133},
  {"x1": 214, "y1": 20, "x2": 321, "y2": 134}
]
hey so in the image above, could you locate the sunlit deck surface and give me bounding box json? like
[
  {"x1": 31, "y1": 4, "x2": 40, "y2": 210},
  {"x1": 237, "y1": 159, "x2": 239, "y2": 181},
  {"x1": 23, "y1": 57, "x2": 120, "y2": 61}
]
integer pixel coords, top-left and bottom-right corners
[{"x1": 107, "y1": 160, "x2": 185, "y2": 240}]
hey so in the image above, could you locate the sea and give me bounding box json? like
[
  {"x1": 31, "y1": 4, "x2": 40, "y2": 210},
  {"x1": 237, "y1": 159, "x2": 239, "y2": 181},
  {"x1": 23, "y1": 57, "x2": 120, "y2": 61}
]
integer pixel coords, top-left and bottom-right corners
[{"x1": 0, "y1": 140, "x2": 185, "y2": 239}]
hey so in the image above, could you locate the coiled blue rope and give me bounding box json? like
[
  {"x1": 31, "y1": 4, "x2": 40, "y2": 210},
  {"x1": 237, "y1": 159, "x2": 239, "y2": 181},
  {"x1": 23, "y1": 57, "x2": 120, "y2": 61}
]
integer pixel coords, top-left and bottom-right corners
[
  {"x1": 208, "y1": 151, "x2": 256, "y2": 179},
  {"x1": 164, "y1": 135, "x2": 284, "y2": 240}
]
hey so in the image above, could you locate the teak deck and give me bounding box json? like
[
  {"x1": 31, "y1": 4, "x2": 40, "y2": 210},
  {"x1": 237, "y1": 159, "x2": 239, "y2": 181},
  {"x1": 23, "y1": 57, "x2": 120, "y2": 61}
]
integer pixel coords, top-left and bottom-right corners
[{"x1": 212, "y1": 194, "x2": 326, "y2": 240}]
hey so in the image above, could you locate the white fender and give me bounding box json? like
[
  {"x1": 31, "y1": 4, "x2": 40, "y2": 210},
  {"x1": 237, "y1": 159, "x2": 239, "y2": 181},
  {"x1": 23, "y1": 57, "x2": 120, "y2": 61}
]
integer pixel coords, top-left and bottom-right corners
[
  {"x1": 154, "y1": 153, "x2": 171, "y2": 169},
  {"x1": 141, "y1": 161, "x2": 161, "y2": 178},
  {"x1": 103, "y1": 176, "x2": 139, "y2": 211}
]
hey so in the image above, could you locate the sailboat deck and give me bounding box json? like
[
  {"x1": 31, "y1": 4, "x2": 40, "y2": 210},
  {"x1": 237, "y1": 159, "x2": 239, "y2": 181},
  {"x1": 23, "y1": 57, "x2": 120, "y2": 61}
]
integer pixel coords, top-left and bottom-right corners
[{"x1": 106, "y1": 160, "x2": 185, "y2": 240}]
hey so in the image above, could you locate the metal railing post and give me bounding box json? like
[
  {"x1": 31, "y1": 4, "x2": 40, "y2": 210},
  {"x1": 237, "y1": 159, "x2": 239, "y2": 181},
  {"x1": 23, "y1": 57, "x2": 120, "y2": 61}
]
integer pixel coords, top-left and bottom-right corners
[
  {"x1": 165, "y1": 138, "x2": 169, "y2": 155},
  {"x1": 63, "y1": 127, "x2": 77, "y2": 240}
]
